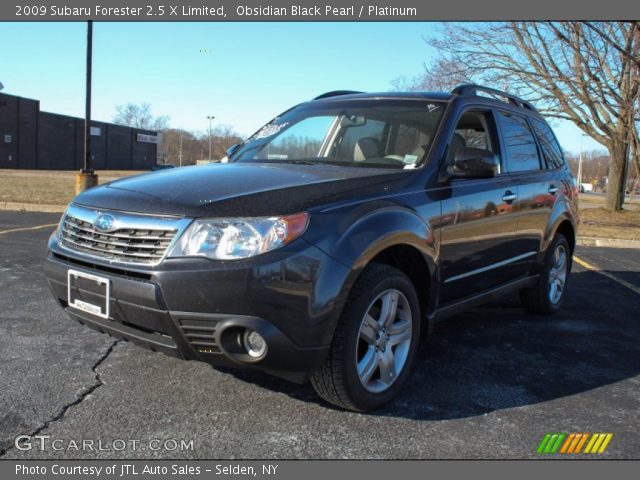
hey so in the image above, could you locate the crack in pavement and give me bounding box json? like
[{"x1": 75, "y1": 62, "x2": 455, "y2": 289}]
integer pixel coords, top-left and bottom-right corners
[{"x1": 0, "y1": 340, "x2": 121, "y2": 457}]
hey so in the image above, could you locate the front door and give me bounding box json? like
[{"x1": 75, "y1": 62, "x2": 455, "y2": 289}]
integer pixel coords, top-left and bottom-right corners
[{"x1": 439, "y1": 109, "x2": 521, "y2": 304}]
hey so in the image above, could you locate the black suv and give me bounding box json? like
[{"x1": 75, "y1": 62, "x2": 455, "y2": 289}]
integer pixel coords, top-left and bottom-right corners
[{"x1": 45, "y1": 85, "x2": 578, "y2": 411}]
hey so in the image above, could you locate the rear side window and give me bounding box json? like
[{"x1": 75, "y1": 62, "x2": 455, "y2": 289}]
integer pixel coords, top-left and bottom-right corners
[
  {"x1": 496, "y1": 111, "x2": 541, "y2": 172},
  {"x1": 532, "y1": 119, "x2": 565, "y2": 169}
]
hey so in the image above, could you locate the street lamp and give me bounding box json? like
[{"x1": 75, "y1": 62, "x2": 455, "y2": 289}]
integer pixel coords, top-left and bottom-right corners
[
  {"x1": 206, "y1": 115, "x2": 215, "y2": 161},
  {"x1": 76, "y1": 20, "x2": 98, "y2": 194}
]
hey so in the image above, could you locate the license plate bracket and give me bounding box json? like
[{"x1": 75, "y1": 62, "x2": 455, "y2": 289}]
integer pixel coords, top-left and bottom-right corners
[{"x1": 67, "y1": 269, "x2": 110, "y2": 319}]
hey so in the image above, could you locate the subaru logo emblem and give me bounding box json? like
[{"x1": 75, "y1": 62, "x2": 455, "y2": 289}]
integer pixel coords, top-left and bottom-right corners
[{"x1": 94, "y1": 213, "x2": 116, "y2": 232}]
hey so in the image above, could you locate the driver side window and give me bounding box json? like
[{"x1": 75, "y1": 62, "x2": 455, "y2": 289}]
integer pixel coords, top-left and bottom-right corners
[{"x1": 449, "y1": 110, "x2": 500, "y2": 174}]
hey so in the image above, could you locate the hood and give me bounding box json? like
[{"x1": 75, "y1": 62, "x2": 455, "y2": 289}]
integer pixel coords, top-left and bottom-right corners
[{"x1": 73, "y1": 163, "x2": 413, "y2": 217}]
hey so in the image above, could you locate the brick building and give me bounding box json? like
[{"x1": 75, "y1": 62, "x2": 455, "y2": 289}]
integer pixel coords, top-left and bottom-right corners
[{"x1": 0, "y1": 92, "x2": 158, "y2": 170}]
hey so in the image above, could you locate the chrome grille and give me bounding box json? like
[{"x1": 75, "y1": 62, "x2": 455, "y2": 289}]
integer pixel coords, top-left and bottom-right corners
[{"x1": 58, "y1": 205, "x2": 188, "y2": 265}]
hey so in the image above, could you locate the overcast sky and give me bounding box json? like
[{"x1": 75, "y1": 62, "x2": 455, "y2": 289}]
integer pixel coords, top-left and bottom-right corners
[{"x1": 1, "y1": 22, "x2": 604, "y2": 153}]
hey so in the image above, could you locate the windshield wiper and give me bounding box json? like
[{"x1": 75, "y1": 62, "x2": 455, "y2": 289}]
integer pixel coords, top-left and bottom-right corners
[{"x1": 279, "y1": 160, "x2": 318, "y2": 165}]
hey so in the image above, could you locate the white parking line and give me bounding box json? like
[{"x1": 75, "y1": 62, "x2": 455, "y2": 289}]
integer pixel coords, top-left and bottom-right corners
[{"x1": 0, "y1": 223, "x2": 58, "y2": 236}]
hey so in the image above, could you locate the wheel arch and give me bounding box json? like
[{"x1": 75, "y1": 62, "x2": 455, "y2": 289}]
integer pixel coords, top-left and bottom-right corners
[
  {"x1": 554, "y1": 219, "x2": 576, "y2": 254},
  {"x1": 543, "y1": 198, "x2": 577, "y2": 256},
  {"x1": 327, "y1": 207, "x2": 439, "y2": 338}
]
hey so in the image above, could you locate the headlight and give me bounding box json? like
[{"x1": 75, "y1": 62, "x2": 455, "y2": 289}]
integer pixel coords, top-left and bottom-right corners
[{"x1": 168, "y1": 212, "x2": 309, "y2": 260}]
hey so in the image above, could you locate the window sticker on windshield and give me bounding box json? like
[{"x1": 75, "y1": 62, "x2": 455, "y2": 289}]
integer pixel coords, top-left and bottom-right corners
[
  {"x1": 253, "y1": 122, "x2": 289, "y2": 140},
  {"x1": 403, "y1": 154, "x2": 418, "y2": 164},
  {"x1": 267, "y1": 154, "x2": 288, "y2": 160},
  {"x1": 426, "y1": 103, "x2": 440, "y2": 112}
]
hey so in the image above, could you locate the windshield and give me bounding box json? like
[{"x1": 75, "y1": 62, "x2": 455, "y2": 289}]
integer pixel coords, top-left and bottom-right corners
[{"x1": 231, "y1": 99, "x2": 446, "y2": 169}]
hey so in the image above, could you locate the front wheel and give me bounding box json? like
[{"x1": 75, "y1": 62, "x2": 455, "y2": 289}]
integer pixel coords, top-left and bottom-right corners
[
  {"x1": 520, "y1": 233, "x2": 572, "y2": 314},
  {"x1": 311, "y1": 264, "x2": 421, "y2": 411}
]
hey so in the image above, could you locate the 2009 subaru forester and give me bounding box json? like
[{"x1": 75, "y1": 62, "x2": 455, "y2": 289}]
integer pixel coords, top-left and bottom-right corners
[{"x1": 45, "y1": 84, "x2": 578, "y2": 411}]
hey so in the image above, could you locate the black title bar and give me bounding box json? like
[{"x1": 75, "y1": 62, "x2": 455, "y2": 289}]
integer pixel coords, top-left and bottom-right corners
[{"x1": 5, "y1": 0, "x2": 640, "y2": 21}]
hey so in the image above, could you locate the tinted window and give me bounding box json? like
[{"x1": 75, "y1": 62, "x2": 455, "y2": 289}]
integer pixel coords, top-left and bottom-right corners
[
  {"x1": 449, "y1": 110, "x2": 501, "y2": 173},
  {"x1": 532, "y1": 119, "x2": 565, "y2": 169},
  {"x1": 255, "y1": 116, "x2": 334, "y2": 160},
  {"x1": 234, "y1": 101, "x2": 446, "y2": 169},
  {"x1": 497, "y1": 112, "x2": 541, "y2": 172}
]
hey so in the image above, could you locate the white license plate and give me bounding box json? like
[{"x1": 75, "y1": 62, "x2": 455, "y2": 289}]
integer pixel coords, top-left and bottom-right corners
[{"x1": 67, "y1": 269, "x2": 110, "y2": 319}]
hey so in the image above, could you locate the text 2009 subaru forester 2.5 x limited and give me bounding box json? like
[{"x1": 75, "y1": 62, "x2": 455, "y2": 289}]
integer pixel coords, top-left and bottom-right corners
[{"x1": 45, "y1": 85, "x2": 578, "y2": 411}]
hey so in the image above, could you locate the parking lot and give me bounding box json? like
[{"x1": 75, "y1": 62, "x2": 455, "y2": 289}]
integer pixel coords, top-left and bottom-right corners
[{"x1": 0, "y1": 210, "x2": 639, "y2": 459}]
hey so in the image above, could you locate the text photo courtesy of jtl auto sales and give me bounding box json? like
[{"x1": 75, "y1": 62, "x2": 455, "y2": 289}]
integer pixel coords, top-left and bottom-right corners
[{"x1": 0, "y1": 1, "x2": 639, "y2": 479}]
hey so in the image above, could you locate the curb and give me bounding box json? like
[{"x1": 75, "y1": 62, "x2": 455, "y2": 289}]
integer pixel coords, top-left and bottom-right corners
[
  {"x1": 0, "y1": 202, "x2": 66, "y2": 213},
  {"x1": 576, "y1": 236, "x2": 640, "y2": 249}
]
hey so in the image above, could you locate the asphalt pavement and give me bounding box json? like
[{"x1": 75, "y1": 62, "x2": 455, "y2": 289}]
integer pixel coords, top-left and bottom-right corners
[{"x1": 0, "y1": 210, "x2": 639, "y2": 459}]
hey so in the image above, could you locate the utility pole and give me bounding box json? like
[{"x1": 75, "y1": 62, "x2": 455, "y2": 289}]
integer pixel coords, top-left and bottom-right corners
[
  {"x1": 577, "y1": 148, "x2": 583, "y2": 190},
  {"x1": 206, "y1": 115, "x2": 215, "y2": 162},
  {"x1": 179, "y1": 134, "x2": 183, "y2": 167},
  {"x1": 76, "y1": 21, "x2": 98, "y2": 194}
]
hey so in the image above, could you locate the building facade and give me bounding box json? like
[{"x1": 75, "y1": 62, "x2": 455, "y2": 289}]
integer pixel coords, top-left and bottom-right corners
[{"x1": 0, "y1": 92, "x2": 158, "y2": 170}]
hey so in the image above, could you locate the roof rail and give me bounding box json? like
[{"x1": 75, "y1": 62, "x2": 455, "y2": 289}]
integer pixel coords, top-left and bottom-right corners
[
  {"x1": 313, "y1": 90, "x2": 362, "y2": 100},
  {"x1": 451, "y1": 84, "x2": 535, "y2": 111}
]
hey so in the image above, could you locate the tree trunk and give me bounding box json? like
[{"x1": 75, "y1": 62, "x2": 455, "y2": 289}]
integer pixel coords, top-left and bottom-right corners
[{"x1": 605, "y1": 139, "x2": 630, "y2": 210}]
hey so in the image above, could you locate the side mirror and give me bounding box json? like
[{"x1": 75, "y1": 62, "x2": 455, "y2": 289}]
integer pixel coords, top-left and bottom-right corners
[{"x1": 449, "y1": 147, "x2": 499, "y2": 178}]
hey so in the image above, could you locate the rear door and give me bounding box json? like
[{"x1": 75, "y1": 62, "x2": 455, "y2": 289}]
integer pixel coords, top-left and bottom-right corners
[{"x1": 495, "y1": 110, "x2": 555, "y2": 277}]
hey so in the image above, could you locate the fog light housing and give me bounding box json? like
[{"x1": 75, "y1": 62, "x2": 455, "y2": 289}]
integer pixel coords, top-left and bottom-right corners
[{"x1": 242, "y1": 329, "x2": 267, "y2": 358}]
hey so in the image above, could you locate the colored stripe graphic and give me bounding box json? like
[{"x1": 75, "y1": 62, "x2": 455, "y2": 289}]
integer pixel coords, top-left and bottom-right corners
[
  {"x1": 537, "y1": 433, "x2": 565, "y2": 454},
  {"x1": 537, "y1": 434, "x2": 552, "y2": 454},
  {"x1": 597, "y1": 434, "x2": 613, "y2": 454},
  {"x1": 584, "y1": 434, "x2": 599, "y2": 453},
  {"x1": 538, "y1": 433, "x2": 612, "y2": 454},
  {"x1": 584, "y1": 433, "x2": 614, "y2": 454},
  {"x1": 573, "y1": 433, "x2": 589, "y2": 453},
  {"x1": 560, "y1": 433, "x2": 576, "y2": 453}
]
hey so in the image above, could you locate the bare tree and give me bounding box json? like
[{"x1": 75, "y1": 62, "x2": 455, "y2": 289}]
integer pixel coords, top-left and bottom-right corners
[
  {"x1": 161, "y1": 125, "x2": 243, "y2": 165},
  {"x1": 207, "y1": 124, "x2": 243, "y2": 160},
  {"x1": 161, "y1": 129, "x2": 200, "y2": 166},
  {"x1": 406, "y1": 22, "x2": 639, "y2": 210},
  {"x1": 113, "y1": 102, "x2": 170, "y2": 131},
  {"x1": 392, "y1": 57, "x2": 472, "y2": 93}
]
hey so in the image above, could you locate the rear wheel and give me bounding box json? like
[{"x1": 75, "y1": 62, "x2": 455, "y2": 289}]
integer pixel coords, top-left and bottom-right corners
[
  {"x1": 520, "y1": 234, "x2": 571, "y2": 314},
  {"x1": 311, "y1": 264, "x2": 421, "y2": 411}
]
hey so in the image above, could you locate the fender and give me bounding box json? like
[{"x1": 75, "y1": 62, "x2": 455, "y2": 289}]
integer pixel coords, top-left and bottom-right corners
[
  {"x1": 542, "y1": 194, "x2": 578, "y2": 257},
  {"x1": 330, "y1": 206, "x2": 437, "y2": 270},
  {"x1": 312, "y1": 206, "x2": 440, "y2": 337}
]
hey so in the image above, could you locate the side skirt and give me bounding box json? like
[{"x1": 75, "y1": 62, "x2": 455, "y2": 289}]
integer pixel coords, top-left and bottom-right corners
[{"x1": 432, "y1": 275, "x2": 540, "y2": 324}]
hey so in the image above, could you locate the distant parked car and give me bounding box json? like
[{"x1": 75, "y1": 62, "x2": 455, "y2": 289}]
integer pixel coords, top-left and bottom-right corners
[
  {"x1": 151, "y1": 164, "x2": 176, "y2": 171},
  {"x1": 580, "y1": 183, "x2": 593, "y2": 193}
]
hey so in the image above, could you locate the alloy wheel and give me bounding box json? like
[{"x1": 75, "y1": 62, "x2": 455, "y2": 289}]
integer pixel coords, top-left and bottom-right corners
[
  {"x1": 548, "y1": 244, "x2": 568, "y2": 304},
  {"x1": 355, "y1": 289, "x2": 413, "y2": 393}
]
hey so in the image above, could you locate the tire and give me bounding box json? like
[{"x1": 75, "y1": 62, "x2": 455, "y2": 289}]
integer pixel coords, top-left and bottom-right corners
[
  {"x1": 520, "y1": 233, "x2": 572, "y2": 315},
  {"x1": 311, "y1": 263, "x2": 421, "y2": 411}
]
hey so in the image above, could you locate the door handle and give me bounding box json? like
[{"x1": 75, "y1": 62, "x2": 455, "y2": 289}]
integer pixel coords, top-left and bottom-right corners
[
  {"x1": 548, "y1": 185, "x2": 558, "y2": 195},
  {"x1": 502, "y1": 191, "x2": 517, "y2": 203}
]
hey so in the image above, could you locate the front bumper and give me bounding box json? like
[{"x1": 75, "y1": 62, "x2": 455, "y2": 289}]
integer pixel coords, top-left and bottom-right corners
[{"x1": 45, "y1": 236, "x2": 351, "y2": 383}]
